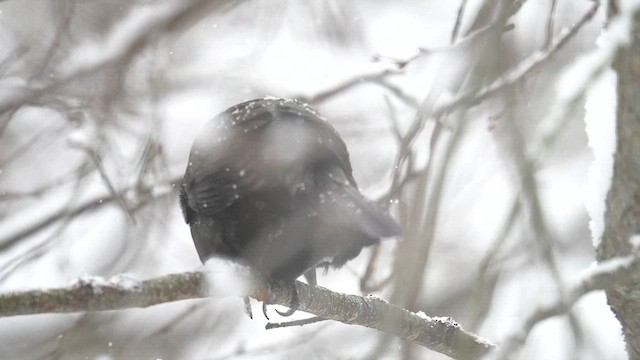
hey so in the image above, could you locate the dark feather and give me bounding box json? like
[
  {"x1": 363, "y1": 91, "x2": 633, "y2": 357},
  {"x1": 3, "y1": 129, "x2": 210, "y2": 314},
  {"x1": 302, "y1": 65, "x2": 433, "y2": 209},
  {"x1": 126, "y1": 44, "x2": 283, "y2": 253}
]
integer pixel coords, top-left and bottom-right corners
[{"x1": 180, "y1": 97, "x2": 401, "y2": 282}]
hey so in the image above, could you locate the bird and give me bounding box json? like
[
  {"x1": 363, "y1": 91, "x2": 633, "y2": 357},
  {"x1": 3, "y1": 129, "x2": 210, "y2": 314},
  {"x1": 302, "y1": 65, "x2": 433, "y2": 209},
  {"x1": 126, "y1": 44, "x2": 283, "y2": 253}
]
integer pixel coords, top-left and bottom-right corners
[{"x1": 179, "y1": 97, "x2": 401, "y2": 315}]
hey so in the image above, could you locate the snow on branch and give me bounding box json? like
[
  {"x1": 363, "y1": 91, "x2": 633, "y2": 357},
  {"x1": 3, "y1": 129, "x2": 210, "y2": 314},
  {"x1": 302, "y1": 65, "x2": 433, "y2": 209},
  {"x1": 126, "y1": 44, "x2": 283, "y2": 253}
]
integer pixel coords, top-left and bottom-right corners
[
  {"x1": 0, "y1": 271, "x2": 494, "y2": 360},
  {"x1": 485, "y1": 251, "x2": 640, "y2": 360}
]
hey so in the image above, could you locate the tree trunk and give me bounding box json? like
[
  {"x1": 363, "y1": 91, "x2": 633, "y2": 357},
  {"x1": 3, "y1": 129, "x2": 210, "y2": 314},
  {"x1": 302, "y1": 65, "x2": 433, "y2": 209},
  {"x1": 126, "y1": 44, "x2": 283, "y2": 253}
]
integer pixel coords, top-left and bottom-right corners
[{"x1": 598, "y1": 2, "x2": 640, "y2": 358}]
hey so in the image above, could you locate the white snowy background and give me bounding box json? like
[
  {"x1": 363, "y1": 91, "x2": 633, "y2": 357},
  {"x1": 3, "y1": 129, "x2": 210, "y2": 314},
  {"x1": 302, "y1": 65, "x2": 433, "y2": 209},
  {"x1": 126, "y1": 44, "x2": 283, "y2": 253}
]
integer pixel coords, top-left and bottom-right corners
[{"x1": 0, "y1": 1, "x2": 628, "y2": 359}]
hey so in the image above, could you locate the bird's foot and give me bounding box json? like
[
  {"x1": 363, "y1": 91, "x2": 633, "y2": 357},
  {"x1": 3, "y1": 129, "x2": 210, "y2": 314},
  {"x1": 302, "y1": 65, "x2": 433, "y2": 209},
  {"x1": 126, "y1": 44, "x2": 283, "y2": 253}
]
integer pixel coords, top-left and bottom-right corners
[{"x1": 275, "y1": 282, "x2": 299, "y2": 317}]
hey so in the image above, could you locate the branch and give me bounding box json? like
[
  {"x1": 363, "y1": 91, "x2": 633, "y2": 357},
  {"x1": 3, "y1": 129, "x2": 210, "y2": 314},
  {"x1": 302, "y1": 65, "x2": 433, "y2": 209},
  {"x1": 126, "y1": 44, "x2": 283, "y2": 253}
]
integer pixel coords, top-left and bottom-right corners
[
  {"x1": 0, "y1": 0, "x2": 237, "y2": 116},
  {"x1": 0, "y1": 176, "x2": 180, "y2": 253},
  {"x1": 0, "y1": 271, "x2": 494, "y2": 360},
  {"x1": 485, "y1": 252, "x2": 640, "y2": 360},
  {"x1": 299, "y1": 69, "x2": 402, "y2": 105},
  {"x1": 431, "y1": 0, "x2": 599, "y2": 119},
  {"x1": 451, "y1": 0, "x2": 470, "y2": 43}
]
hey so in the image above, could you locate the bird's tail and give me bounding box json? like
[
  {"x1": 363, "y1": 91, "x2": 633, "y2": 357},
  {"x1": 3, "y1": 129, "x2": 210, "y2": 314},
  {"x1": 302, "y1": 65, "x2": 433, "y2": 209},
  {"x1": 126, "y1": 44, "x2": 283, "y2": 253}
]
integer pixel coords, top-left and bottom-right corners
[{"x1": 327, "y1": 179, "x2": 402, "y2": 240}]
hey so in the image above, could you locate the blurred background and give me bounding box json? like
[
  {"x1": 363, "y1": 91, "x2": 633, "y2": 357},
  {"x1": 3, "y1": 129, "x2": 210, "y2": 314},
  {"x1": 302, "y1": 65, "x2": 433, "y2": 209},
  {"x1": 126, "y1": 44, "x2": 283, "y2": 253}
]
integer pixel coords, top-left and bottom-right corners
[{"x1": 0, "y1": 1, "x2": 625, "y2": 359}]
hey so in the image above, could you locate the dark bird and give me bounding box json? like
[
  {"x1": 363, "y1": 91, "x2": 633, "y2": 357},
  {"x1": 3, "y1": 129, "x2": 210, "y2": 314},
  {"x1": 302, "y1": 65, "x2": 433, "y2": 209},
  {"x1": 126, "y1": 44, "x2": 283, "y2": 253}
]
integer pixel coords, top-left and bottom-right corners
[{"x1": 179, "y1": 97, "x2": 401, "y2": 314}]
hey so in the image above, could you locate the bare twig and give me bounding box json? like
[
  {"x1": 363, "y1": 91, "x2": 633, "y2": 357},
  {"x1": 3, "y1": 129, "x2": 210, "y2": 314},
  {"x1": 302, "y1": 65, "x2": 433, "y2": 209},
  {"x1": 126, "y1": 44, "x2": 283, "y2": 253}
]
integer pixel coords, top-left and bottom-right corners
[
  {"x1": 31, "y1": 1, "x2": 75, "y2": 79},
  {"x1": 0, "y1": 215, "x2": 72, "y2": 283},
  {"x1": 375, "y1": 78, "x2": 420, "y2": 108},
  {"x1": 451, "y1": 0, "x2": 470, "y2": 43},
  {"x1": 0, "y1": 193, "x2": 114, "y2": 253},
  {"x1": 0, "y1": 176, "x2": 180, "y2": 253},
  {"x1": 0, "y1": 162, "x2": 91, "y2": 201},
  {"x1": 545, "y1": 0, "x2": 559, "y2": 49},
  {"x1": 318, "y1": 14, "x2": 516, "y2": 114},
  {"x1": 384, "y1": 95, "x2": 403, "y2": 142},
  {"x1": 0, "y1": 122, "x2": 67, "y2": 167},
  {"x1": 360, "y1": 245, "x2": 394, "y2": 294},
  {"x1": 210, "y1": 323, "x2": 329, "y2": 360},
  {"x1": 71, "y1": 143, "x2": 136, "y2": 223},
  {"x1": 0, "y1": 0, "x2": 239, "y2": 117},
  {"x1": 380, "y1": 0, "x2": 599, "y2": 228},
  {"x1": 430, "y1": 1, "x2": 599, "y2": 120},
  {"x1": 374, "y1": 20, "x2": 513, "y2": 71},
  {"x1": 467, "y1": 199, "x2": 522, "y2": 331},
  {"x1": 300, "y1": 69, "x2": 401, "y2": 105},
  {"x1": 389, "y1": 116, "x2": 466, "y2": 344},
  {"x1": 501, "y1": 109, "x2": 564, "y2": 282},
  {"x1": 265, "y1": 316, "x2": 326, "y2": 329}
]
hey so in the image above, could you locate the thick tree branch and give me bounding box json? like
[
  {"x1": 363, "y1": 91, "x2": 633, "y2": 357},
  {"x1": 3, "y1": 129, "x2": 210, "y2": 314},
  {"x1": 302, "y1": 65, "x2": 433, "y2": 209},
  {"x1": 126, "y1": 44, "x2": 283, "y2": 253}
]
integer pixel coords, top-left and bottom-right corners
[
  {"x1": 599, "y1": 2, "x2": 640, "y2": 357},
  {"x1": 0, "y1": 271, "x2": 494, "y2": 360}
]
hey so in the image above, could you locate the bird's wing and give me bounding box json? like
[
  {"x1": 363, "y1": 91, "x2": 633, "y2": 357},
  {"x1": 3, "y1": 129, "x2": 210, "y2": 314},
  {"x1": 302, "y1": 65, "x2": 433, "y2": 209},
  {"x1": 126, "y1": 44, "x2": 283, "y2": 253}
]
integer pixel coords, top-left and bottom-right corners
[
  {"x1": 231, "y1": 98, "x2": 356, "y2": 186},
  {"x1": 181, "y1": 97, "x2": 359, "y2": 217},
  {"x1": 181, "y1": 107, "x2": 272, "y2": 216}
]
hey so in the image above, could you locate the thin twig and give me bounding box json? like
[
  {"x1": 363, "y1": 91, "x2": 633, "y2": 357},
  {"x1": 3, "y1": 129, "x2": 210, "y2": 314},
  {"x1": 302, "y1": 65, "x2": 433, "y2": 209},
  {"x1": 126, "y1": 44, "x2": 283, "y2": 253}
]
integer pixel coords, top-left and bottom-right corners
[
  {"x1": 430, "y1": 1, "x2": 599, "y2": 120},
  {"x1": 0, "y1": 162, "x2": 91, "y2": 201},
  {"x1": 0, "y1": 176, "x2": 180, "y2": 253},
  {"x1": 467, "y1": 199, "x2": 522, "y2": 332},
  {"x1": 265, "y1": 316, "x2": 326, "y2": 329},
  {"x1": 545, "y1": 0, "x2": 558, "y2": 49},
  {"x1": 373, "y1": 22, "x2": 513, "y2": 71},
  {"x1": 210, "y1": 324, "x2": 329, "y2": 360},
  {"x1": 0, "y1": 0, "x2": 239, "y2": 117},
  {"x1": 72, "y1": 143, "x2": 136, "y2": 223},
  {"x1": 451, "y1": 0, "x2": 470, "y2": 43},
  {"x1": 301, "y1": 69, "x2": 401, "y2": 105},
  {"x1": 360, "y1": 245, "x2": 394, "y2": 294}
]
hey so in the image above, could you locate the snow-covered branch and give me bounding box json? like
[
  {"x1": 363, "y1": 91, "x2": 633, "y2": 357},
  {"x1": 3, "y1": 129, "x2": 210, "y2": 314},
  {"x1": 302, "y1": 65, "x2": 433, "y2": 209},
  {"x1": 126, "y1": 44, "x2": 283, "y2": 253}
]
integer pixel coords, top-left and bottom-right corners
[
  {"x1": 486, "y1": 252, "x2": 640, "y2": 360},
  {"x1": 0, "y1": 271, "x2": 494, "y2": 360}
]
